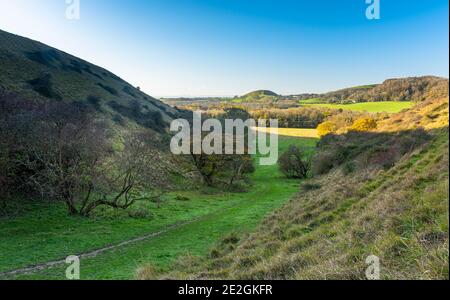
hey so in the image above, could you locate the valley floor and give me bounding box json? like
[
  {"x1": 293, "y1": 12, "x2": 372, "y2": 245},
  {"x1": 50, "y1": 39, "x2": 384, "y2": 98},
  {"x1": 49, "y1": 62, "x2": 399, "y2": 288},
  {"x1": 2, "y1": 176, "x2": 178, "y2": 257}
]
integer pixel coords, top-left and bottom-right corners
[{"x1": 0, "y1": 136, "x2": 316, "y2": 280}]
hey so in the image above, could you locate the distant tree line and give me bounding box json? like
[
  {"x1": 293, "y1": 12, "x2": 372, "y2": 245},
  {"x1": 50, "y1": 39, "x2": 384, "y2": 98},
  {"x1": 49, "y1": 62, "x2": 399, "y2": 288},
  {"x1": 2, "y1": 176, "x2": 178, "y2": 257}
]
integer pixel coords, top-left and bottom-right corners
[{"x1": 319, "y1": 76, "x2": 448, "y2": 104}]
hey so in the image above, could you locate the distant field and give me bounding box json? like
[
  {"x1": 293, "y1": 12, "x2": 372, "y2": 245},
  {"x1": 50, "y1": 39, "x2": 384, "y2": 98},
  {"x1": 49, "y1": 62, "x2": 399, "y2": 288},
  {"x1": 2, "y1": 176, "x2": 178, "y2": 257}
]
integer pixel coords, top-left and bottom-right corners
[
  {"x1": 301, "y1": 101, "x2": 414, "y2": 113},
  {"x1": 252, "y1": 127, "x2": 318, "y2": 138}
]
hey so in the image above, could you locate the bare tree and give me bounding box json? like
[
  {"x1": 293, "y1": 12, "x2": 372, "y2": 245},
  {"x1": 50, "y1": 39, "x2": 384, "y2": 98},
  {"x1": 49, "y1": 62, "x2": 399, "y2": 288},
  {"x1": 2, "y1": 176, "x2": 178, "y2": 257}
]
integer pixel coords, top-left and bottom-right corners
[
  {"x1": 2, "y1": 95, "x2": 158, "y2": 216},
  {"x1": 78, "y1": 131, "x2": 158, "y2": 216}
]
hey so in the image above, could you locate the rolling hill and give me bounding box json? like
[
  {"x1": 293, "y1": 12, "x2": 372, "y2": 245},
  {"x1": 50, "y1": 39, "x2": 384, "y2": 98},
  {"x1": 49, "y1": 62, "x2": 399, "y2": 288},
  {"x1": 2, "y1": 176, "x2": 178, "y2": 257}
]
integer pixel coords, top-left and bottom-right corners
[
  {"x1": 314, "y1": 76, "x2": 449, "y2": 104},
  {"x1": 0, "y1": 29, "x2": 178, "y2": 131},
  {"x1": 174, "y1": 77, "x2": 449, "y2": 107},
  {"x1": 235, "y1": 90, "x2": 279, "y2": 103}
]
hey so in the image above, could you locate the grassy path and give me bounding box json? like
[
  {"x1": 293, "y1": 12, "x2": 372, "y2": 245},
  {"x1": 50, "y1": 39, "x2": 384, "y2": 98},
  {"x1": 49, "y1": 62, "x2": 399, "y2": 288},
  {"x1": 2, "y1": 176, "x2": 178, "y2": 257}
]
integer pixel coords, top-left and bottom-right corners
[
  {"x1": 0, "y1": 218, "x2": 199, "y2": 278},
  {"x1": 0, "y1": 136, "x2": 317, "y2": 280}
]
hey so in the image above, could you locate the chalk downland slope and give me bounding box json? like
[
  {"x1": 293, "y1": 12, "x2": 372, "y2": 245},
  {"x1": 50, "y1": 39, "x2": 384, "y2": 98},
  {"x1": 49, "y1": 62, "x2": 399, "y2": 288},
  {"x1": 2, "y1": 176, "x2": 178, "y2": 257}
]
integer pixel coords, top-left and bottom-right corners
[
  {"x1": 141, "y1": 96, "x2": 449, "y2": 280},
  {"x1": 0, "y1": 29, "x2": 178, "y2": 130},
  {"x1": 0, "y1": 29, "x2": 188, "y2": 188}
]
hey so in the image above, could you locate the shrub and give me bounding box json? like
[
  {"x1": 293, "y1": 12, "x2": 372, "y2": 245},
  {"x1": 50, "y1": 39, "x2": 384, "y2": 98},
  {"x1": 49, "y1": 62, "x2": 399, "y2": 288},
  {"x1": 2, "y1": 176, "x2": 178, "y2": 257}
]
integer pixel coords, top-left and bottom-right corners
[
  {"x1": 112, "y1": 114, "x2": 126, "y2": 126},
  {"x1": 278, "y1": 145, "x2": 311, "y2": 179},
  {"x1": 122, "y1": 85, "x2": 137, "y2": 97},
  {"x1": 25, "y1": 50, "x2": 61, "y2": 67},
  {"x1": 27, "y1": 74, "x2": 62, "y2": 100},
  {"x1": 108, "y1": 100, "x2": 167, "y2": 131},
  {"x1": 343, "y1": 161, "x2": 356, "y2": 175},
  {"x1": 350, "y1": 118, "x2": 377, "y2": 132},
  {"x1": 87, "y1": 95, "x2": 102, "y2": 111},
  {"x1": 97, "y1": 83, "x2": 118, "y2": 96},
  {"x1": 369, "y1": 146, "x2": 400, "y2": 170},
  {"x1": 317, "y1": 121, "x2": 337, "y2": 137},
  {"x1": 311, "y1": 152, "x2": 335, "y2": 175},
  {"x1": 128, "y1": 207, "x2": 152, "y2": 219},
  {"x1": 398, "y1": 129, "x2": 430, "y2": 154}
]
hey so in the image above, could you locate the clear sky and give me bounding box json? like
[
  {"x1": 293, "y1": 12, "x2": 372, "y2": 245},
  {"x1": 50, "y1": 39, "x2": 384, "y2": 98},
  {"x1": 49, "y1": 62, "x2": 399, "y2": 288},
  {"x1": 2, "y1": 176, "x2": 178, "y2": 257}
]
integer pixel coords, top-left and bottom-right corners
[{"x1": 0, "y1": 0, "x2": 448, "y2": 97}]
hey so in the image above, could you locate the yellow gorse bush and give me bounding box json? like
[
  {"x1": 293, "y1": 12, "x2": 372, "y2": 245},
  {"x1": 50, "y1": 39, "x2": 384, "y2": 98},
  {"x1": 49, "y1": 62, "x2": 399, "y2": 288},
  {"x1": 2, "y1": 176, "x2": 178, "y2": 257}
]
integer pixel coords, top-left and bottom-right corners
[
  {"x1": 317, "y1": 121, "x2": 337, "y2": 137},
  {"x1": 350, "y1": 118, "x2": 378, "y2": 132}
]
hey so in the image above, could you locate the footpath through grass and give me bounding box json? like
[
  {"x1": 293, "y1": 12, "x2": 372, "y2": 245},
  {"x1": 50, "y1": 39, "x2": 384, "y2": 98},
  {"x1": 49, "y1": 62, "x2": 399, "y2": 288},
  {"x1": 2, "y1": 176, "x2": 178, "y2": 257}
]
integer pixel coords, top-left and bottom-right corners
[{"x1": 0, "y1": 136, "x2": 316, "y2": 280}]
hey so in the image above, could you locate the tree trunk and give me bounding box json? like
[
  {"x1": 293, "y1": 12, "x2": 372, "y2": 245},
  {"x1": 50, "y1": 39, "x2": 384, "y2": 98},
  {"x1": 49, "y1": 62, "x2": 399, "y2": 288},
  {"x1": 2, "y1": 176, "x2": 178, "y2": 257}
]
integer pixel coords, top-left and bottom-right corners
[{"x1": 65, "y1": 199, "x2": 79, "y2": 215}]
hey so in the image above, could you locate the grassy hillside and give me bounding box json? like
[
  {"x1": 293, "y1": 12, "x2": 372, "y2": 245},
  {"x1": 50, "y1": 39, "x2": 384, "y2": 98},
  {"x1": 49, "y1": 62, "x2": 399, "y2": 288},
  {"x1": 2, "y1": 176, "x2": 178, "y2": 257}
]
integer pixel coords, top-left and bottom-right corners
[
  {"x1": 0, "y1": 30, "x2": 190, "y2": 196},
  {"x1": 234, "y1": 90, "x2": 279, "y2": 103},
  {"x1": 140, "y1": 97, "x2": 449, "y2": 280},
  {"x1": 0, "y1": 29, "x2": 178, "y2": 129}
]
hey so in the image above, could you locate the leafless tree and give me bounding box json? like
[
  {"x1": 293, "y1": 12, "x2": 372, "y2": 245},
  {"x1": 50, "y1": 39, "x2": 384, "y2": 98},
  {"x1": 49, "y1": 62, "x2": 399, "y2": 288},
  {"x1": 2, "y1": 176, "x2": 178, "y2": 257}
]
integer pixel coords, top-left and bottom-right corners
[
  {"x1": 1, "y1": 93, "x2": 159, "y2": 216},
  {"x1": 78, "y1": 131, "x2": 158, "y2": 216}
]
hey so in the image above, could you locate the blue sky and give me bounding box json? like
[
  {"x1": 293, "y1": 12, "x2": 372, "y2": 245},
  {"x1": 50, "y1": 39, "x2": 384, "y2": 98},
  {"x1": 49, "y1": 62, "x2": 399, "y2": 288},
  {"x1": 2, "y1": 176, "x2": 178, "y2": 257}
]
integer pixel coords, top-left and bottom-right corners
[{"x1": 0, "y1": 0, "x2": 448, "y2": 97}]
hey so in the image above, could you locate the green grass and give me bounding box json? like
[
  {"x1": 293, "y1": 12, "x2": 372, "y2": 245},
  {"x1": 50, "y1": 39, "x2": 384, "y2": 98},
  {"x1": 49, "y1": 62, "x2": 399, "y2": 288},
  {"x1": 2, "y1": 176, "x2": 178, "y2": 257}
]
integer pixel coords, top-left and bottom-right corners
[
  {"x1": 154, "y1": 129, "x2": 449, "y2": 280},
  {"x1": 301, "y1": 101, "x2": 414, "y2": 113},
  {"x1": 0, "y1": 136, "x2": 317, "y2": 280},
  {"x1": 300, "y1": 98, "x2": 325, "y2": 104}
]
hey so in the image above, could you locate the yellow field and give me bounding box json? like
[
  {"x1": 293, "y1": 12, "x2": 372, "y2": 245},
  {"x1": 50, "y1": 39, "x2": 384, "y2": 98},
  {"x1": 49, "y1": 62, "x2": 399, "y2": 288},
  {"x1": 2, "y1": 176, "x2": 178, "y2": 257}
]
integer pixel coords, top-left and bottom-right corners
[{"x1": 252, "y1": 127, "x2": 318, "y2": 138}]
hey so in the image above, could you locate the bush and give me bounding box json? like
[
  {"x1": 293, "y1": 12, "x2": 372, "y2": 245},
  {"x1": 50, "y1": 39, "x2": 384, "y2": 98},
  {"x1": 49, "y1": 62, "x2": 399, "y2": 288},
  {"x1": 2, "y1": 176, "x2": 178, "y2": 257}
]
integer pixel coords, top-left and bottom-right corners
[
  {"x1": 317, "y1": 121, "x2": 337, "y2": 137},
  {"x1": 122, "y1": 85, "x2": 137, "y2": 97},
  {"x1": 350, "y1": 118, "x2": 377, "y2": 132},
  {"x1": 369, "y1": 146, "x2": 400, "y2": 170},
  {"x1": 278, "y1": 145, "x2": 311, "y2": 179},
  {"x1": 128, "y1": 207, "x2": 152, "y2": 219},
  {"x1": 112, "y1": 114, "x2": 126, "y2": 126},
  {"x1": 27, "y1": 74, "x2": 62, "y2": 100},
  {"x1": 97, "y1": 83, "x2": 118, "y2": 96},
  {"x1": 25, "y1": 50, "x2": 61, "y2": 67},
  {"x1": 342, "y1": 161, "x2": 356, "y2": 175},
  {"x1": 87, "y1": 95, "x2": 102, "y2": 111},
  {"x1": 398, "y1": 129, "x2": 430, "y2": 154},
  {"x1": 311, "y1": 152, "x2": 335, "y2": 175}
]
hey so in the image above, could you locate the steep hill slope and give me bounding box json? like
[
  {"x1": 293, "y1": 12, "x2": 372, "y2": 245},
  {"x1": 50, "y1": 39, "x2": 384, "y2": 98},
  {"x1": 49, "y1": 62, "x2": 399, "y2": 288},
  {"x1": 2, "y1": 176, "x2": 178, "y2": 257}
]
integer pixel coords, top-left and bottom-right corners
[
  {"x1": 0, "y1": 29, "x2": 189, "y2": 190},
  {"x1": 141, "y1": 96, "x2": 449, "y2": 280},
  {"x1": 0, "y1": 29, "x2": 178, "y2": 131}
]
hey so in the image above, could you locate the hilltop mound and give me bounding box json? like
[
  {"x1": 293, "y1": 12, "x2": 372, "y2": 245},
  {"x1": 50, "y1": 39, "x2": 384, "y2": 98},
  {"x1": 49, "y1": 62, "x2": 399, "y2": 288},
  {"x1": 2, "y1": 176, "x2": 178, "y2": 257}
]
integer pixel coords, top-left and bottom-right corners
[
  {"x1": 141, "y1": 96, "x2": 449, "y2": 280},
  {"x1": 237, "y1": 90, "x2": 279, "y2": 102},
  {"x1": 0, "y1": 29, "x2": 178, "y2": 131}
]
